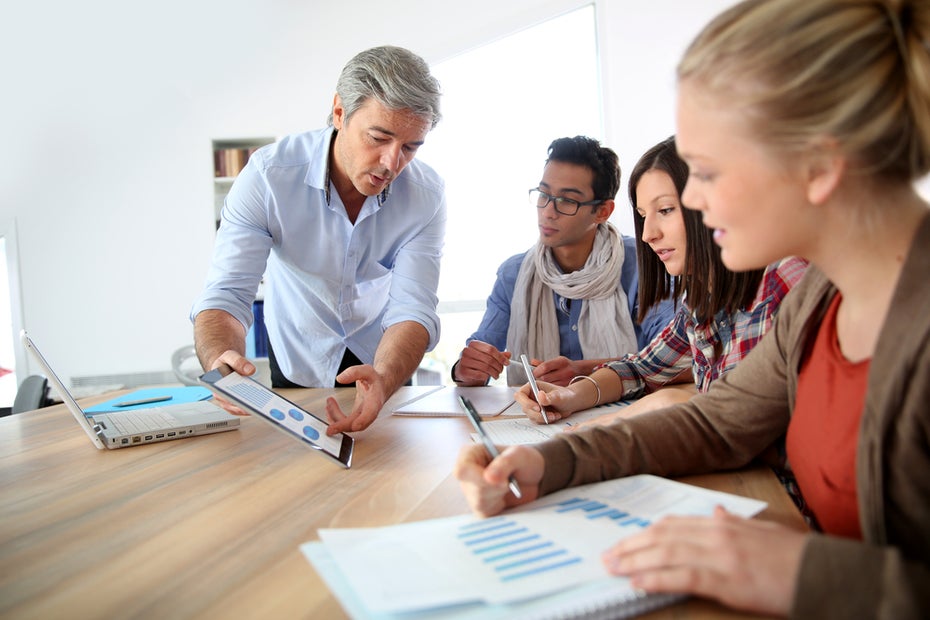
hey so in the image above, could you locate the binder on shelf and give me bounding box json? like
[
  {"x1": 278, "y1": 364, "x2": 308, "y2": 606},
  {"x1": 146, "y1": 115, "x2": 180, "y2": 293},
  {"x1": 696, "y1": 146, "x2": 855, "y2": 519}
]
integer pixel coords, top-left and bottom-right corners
[
  {"x1": 211, "y1": 138, "x2": 274, "y2": 178},
  {"x1": 252, "y1": 300, "x2": 267, "y2": 358}
]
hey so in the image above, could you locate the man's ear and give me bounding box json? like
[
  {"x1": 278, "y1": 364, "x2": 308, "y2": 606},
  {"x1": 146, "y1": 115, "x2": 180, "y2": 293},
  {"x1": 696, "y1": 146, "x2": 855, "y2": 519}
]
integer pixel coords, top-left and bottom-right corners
[
  {"x1": 331, "y1": 93, "x2": 345, "y2": 130},
  {"x1": 594, "y1": 199, "x2": 615, "y2": 223},
  {"x1": 805, "y1": 138, "x2": 846, "y2": 206}
]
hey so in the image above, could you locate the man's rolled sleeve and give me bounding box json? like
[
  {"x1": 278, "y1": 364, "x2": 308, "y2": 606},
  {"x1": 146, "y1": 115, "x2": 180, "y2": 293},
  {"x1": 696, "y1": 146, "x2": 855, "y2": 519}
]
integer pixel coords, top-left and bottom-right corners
[
  {"x1": 190, "y1": 160, "x2": 272, "y2": 331},
  {"x1": 382, "y1": 195, "x2": 447, "y2": 350}
]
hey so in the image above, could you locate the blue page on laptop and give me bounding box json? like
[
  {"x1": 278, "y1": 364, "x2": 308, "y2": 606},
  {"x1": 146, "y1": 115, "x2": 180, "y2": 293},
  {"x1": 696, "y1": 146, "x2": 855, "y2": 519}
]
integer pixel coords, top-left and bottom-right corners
[{"x1": 84, "y1": 386, "x2": 213, "y2": 414}]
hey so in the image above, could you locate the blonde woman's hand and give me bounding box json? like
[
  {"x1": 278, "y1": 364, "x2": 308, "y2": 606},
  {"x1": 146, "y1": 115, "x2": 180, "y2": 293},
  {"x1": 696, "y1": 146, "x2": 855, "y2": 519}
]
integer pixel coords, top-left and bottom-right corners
[{"x1": 602, "y1": 506, "x2": 806, "y2": 617}]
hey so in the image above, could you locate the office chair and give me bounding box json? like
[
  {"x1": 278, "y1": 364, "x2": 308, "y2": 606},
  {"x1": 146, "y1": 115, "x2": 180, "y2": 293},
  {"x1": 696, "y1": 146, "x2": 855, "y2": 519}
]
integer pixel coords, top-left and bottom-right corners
[
  {"x1": 171, "y1": 345, "x2": 202, "y2": 386},
  {"x1": 12, "y1": 375, "x2": 50, "y2": 414}
]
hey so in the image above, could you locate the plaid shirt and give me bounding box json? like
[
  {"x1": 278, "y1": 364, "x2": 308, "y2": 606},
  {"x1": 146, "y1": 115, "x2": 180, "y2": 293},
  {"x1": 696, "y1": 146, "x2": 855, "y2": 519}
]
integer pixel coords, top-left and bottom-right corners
[{"x1": 605, "y1": 256, "x2": 808, "y2": 397}]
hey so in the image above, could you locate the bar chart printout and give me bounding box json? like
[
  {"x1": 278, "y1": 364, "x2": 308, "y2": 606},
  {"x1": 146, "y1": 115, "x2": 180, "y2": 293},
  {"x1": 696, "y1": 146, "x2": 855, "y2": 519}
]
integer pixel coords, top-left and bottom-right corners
[
  {"x1": 457, "y1": 516, "x2": 583, "y2": 583},
  {"x1": 310, "y1": 475, "x2": 767, "y2": 616}
]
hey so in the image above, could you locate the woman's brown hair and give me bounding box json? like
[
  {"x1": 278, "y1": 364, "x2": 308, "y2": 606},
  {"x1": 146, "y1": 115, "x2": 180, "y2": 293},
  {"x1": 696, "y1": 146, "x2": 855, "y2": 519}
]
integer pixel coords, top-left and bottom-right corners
[{"x1": 629, "y1": 136, "x2": 764, "y2": 324}]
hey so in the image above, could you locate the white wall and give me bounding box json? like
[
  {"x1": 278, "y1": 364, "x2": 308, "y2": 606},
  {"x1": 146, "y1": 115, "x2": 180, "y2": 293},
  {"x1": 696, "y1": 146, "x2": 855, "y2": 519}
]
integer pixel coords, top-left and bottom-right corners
[{"x1": 0, "y1": 0, "x2": 738, "y2": 382}]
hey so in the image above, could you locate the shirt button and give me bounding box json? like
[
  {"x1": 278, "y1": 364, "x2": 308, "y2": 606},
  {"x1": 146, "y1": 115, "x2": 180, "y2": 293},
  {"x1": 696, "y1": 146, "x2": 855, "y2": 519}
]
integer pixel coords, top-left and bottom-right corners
[{"x1": 571, "y1": 324, "x2": 578, "y2": 332}]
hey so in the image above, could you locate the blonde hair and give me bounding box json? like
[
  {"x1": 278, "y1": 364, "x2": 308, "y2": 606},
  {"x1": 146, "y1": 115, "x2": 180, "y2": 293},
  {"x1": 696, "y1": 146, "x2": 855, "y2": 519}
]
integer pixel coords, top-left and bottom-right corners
[{"x1": 678, "y1": 0, "x2": 930, "y2": 182}]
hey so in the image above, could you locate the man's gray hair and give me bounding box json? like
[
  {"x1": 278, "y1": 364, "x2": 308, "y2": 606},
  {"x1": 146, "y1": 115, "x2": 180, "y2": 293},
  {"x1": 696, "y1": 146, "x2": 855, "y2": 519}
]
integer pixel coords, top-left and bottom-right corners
[{"x1": 327, "y1": 46, "x2": 442, "y2": 129}]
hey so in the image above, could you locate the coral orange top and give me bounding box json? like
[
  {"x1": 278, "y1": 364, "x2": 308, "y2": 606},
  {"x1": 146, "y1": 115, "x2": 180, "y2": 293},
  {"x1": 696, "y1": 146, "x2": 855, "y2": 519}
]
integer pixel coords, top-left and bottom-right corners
[{"x1": 786, "y1": 293, "x2": 869, "y2": 539}]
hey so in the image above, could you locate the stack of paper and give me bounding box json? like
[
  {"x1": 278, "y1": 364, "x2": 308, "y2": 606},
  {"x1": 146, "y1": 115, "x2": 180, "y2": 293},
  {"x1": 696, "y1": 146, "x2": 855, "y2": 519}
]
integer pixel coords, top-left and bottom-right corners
[{"x1": 301, "y1": 475, "x2": 766, "y2": 619}]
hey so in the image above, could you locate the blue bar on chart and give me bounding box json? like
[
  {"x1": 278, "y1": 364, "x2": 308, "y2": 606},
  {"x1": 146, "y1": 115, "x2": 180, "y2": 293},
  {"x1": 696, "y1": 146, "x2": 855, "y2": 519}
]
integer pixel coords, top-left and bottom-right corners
[
  {"x1": 552, "y1": 497, "x2": 651, "y2": 528},
  {"x1": 457, "y1": 517, "x2": 582, "y2": 583}
]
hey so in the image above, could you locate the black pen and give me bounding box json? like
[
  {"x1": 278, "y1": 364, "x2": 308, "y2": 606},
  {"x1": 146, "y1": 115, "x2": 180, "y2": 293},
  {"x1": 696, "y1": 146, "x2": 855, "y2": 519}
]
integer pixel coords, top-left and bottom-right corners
[
  {"x1": 113, "y1": 395, "x2": 172, "y2": 407},
  {"x1": 459, "y1": 395, "x2": 523, "y2": 499}
]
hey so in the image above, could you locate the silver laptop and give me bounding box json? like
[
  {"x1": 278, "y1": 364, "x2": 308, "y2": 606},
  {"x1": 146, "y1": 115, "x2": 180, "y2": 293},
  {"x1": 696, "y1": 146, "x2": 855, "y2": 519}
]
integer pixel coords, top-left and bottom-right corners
[{"x1": 21, "y1": 330, "x2": 240, "y2": 449}]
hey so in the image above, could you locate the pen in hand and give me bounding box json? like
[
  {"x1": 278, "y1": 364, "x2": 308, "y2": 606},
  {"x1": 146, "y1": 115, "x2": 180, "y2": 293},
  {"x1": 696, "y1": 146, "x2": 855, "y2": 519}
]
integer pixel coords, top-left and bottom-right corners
[
  {"x1": 459, "y1": 395, "x2": 523, "y2": 499},
  {"x1": 520, "y1": 354, "x2": 549, "y2": 424}
]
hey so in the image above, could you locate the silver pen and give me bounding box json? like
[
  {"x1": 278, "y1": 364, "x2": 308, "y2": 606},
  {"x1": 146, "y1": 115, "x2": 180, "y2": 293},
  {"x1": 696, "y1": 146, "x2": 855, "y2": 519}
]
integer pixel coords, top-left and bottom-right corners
[
  {"x1": 459, "y1": 395, "x2": 523, "y2": 499},
  {"x1": 520, "y1": 354, "x2": 549, "y2": 424}
]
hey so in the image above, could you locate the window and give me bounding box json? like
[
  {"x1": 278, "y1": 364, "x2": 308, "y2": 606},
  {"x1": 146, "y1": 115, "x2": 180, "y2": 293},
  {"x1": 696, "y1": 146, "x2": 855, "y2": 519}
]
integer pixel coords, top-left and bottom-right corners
[
  {"x1": 418, "y1": 5, "x2": 602, "y2": 384},
  {"x1": 0, "y1": 222, "x2": 25, "y2": 407}
]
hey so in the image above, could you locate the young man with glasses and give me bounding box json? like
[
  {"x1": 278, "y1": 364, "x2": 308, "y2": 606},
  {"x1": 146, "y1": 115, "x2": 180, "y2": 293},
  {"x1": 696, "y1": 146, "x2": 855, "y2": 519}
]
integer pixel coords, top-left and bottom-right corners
[{"x1": 452, "y1": 136, "x2": 674, "y2": 387}]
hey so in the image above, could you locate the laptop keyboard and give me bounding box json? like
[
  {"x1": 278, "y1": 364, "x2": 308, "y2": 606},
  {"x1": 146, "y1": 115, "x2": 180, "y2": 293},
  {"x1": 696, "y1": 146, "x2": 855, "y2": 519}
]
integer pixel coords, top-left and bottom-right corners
[{"x1": 108, "y1": 409, "x2": 181, "y2": 435}]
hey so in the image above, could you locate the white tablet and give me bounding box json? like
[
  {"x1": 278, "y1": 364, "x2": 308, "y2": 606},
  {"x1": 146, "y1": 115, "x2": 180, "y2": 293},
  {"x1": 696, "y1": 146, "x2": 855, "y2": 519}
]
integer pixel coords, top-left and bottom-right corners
[{"x1": 200, "y1": 364, "x2": 353, "y2": 468}]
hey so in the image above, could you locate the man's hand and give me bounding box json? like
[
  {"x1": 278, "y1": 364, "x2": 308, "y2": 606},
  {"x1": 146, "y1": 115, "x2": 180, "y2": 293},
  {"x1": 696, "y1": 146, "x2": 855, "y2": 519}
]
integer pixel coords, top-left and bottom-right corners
[
  {"x1": 211, "y1": 349, "x2": 256, "y2": 377},
  {"x1": 530, "y1": 356, "x2": 585, "y2": 387},
  {"x1": 324, "y1": 364, "x2": 388, "y2": 434},
  {"x1": 205, "y1": 350, "x2": 256, "y2": 416},
  {"x1": 193, "y1": 309, "x2": 252, "y2": 415},
  {"x1": 323, "y1": 321, "x2": 427, "y2": 435},
  {"x1": 453, "y1": 340, "x2": 511, "y2": 385}
]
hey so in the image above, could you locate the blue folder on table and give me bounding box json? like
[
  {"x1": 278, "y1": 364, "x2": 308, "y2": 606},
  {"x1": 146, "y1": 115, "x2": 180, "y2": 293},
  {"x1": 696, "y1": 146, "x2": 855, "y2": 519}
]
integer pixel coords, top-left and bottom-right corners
[{"x1": 84, "y1": 386, "x2": 213, "y2": 414}]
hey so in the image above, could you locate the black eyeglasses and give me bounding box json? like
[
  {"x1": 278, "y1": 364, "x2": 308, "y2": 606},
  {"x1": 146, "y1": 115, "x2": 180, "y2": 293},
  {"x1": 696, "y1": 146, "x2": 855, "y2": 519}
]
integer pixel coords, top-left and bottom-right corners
[{"x1": 529, "y1": 189, "x2": 603, "y2": 216}]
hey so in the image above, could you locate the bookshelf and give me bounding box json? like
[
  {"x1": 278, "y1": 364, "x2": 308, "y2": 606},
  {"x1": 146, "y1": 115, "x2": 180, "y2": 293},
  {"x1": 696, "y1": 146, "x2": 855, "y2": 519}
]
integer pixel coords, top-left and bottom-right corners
[
  {"x1": 212, "y1": 137, "x2": 275, "y2": 228},
  {"x1": 211, "y1": 138, "x2": 274, "y2": 360}
]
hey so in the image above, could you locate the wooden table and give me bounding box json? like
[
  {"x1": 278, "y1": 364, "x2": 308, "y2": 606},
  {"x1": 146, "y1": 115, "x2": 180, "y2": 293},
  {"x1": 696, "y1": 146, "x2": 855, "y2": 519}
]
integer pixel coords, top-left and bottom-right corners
[{"x1": 0, "y1": 387, "x2": 807, "y2": 619}]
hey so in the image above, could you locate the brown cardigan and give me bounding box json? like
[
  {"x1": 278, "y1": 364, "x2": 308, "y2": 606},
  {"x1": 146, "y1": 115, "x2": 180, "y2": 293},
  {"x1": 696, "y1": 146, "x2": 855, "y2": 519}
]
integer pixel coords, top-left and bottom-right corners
[{"x1": 536, "y1": 213, "x2": 930, "y2": 618}]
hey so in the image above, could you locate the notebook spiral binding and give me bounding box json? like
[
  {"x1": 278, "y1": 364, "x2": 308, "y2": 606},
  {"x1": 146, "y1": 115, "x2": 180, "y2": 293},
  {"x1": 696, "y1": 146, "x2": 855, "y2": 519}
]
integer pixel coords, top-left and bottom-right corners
[{"x1": 514, "y1": 590, "x2": 687, "y2": 620}]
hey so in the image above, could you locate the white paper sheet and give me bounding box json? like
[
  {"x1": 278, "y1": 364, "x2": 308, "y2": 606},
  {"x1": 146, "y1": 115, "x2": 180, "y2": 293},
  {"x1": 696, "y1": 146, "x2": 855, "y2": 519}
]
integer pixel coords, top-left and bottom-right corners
[
  {"x1": 392, "y1": 386, "x2": 518, "y2": 417},
  {"x1": 309, "y1": 475, "x2": 766, "y2": 616},
  {"x1": 476, "y1": 401, "x2": 631, "y2": 444}
]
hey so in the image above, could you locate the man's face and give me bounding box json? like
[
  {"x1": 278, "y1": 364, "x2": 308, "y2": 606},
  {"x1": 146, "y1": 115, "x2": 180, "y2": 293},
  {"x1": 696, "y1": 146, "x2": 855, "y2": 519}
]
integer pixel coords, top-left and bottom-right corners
[
  {"x1": 331, "y1": 96, "x2": 432, "y2": 199},
  {"x1": 535, "y1": 160, "x2": 605, "y2": 251}
]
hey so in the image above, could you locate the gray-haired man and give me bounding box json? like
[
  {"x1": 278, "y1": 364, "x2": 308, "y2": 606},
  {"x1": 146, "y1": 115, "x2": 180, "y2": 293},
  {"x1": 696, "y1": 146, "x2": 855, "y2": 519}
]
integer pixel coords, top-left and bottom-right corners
[{"x1": 192, "y1": 46, "x2": 445, "y2": 435}]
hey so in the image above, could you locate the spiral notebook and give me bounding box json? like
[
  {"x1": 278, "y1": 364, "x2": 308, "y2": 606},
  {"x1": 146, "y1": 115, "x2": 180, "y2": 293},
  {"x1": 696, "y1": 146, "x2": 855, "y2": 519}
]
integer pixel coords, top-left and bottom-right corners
[
  {"x1": 303, "y1": 542, "x2": 684, "y2": 619},
  {"x1": 300, "y1": 475, "x2": 767, "y2": 619}
]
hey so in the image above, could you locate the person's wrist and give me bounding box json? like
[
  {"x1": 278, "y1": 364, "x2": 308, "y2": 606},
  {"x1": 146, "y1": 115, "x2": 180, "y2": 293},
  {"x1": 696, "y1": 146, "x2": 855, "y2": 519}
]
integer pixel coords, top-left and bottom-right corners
[
  {"x1": 451, "y1": 360, "x2": 465, "y2": 383},
  {"x1": 569, "y1": 375, "x2": 601, "y2": 409}
]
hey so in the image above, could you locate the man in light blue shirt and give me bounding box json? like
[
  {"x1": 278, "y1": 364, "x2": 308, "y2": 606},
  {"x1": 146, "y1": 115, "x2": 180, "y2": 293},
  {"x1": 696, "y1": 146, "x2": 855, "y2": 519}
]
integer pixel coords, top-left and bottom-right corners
[{"x1": 191, "y1": 46, "x2": 445, "y2": 435}]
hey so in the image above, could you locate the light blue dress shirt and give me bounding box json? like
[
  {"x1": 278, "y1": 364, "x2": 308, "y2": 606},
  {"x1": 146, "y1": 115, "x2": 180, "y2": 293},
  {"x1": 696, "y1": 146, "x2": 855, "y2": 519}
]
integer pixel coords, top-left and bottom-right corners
[{"x1": 191, "y1": 127, "x2": 447, "y2": 387}]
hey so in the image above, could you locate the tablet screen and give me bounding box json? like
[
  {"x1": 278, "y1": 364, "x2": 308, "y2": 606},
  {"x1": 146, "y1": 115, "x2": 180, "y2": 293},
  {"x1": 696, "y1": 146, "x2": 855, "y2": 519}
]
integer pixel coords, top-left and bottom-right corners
[{"x1": 200, "y1": 365, "x2": 353, "y2": 468}]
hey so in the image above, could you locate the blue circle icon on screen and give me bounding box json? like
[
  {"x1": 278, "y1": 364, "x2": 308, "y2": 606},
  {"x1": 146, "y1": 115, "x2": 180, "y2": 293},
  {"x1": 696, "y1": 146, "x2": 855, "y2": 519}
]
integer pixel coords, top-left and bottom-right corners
[
  {"x1": 288, "y1": 409, "x2": 304, "y2": 421},
  {"x1": 269, "y1": 409, "x2": 286, "y2": 421},
  {"x1": 303, "y1": 426, "x2": 320, "y2": 440}
]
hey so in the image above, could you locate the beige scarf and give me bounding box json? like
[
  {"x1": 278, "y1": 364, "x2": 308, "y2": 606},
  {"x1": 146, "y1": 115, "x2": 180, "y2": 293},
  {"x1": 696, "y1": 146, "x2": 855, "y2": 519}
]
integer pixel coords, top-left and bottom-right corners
[{"x1": 506, "y1": 222, "x2": 638, "y2": 385}]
